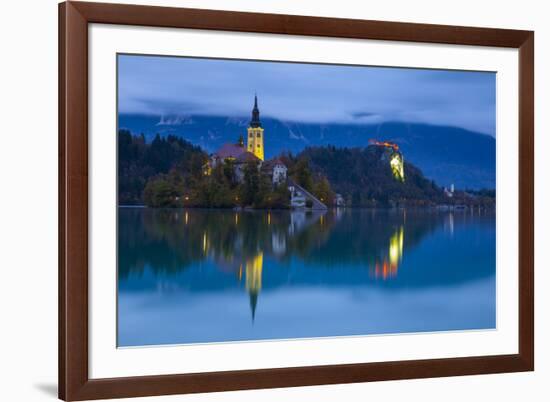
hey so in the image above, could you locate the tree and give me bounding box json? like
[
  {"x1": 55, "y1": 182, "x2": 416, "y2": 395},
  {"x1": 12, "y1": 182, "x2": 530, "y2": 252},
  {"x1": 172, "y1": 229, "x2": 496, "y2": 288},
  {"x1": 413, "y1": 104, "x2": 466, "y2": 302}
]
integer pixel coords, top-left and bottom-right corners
[
  {"x1": 143, "y1": 176, "x2": 179, "y2": 208},
  {"x1": 268, "y1": 183, "x2": 291, "y2": 209},
  {"x1": 222, "y1": 159, "x2": 237, "y2": 185},
  {"x1": 313, "y1": 176, "x2": 335, "y2": 206},
  {"x1": 291, "y1": 157, "x2": 314, "y2": 192},
  {"x1": 298, "y1": 145, "x2": 447, "y2": 207},
  {"x1": 117, "y1": 129, "x2": 208, "y2": 205},
  {"x1": 241, "y1": 161, "x2": 261, "y2": 206}
]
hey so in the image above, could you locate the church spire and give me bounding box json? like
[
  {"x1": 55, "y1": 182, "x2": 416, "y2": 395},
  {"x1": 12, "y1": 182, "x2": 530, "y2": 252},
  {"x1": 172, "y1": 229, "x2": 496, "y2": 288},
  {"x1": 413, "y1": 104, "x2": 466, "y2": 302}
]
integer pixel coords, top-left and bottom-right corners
[
  {"x1": 246, "y1": 94, "x2": 265, "y2": 161},
  {"x1": 250, "y1": 93, "x2": 262, "y2": 128},
  {"x1": 249, "y1": 291, "x2": 258, "y2": 323}
]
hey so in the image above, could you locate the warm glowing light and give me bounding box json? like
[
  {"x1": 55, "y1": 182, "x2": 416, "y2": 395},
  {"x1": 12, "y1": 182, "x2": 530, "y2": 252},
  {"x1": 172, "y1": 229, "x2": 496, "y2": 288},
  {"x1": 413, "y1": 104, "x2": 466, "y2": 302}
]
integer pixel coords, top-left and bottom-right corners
[
  {"x1": 202, "y1": 232, "x2": 208, "y2": 254},
  {"x1": 373, "y1": 226, "x2": 404, "y2": 280},
  {"x1": 245, "y1": 252, "x2": 263, "y2": 293},
  {"x1": 245, "y1": 251, "x2": 264, "y2": 320},
  {"x1": 369, "y1": 139, "x2": 405, "y2": 182},
  {"x1": 390, "y1": 154, "x2": 405, "y2": 182},
  {"x1": 184, "y1": 212, "x2": 189, "y2": 225},
  {"x1": 247, "y1": 127, "x2": 264, "y2": 161},
  {"x1": 234, "y1": 213, "x2": 239, "y2": 225},
  {"x1": 369, "y1": 139, "x2": 399, "y2": 151},
  {"x1": 388, "y1": 226, "x2": 404, "y2": 272},
  {"x1": 267, "y1": 212, "x2": 271, "y2": 225}
]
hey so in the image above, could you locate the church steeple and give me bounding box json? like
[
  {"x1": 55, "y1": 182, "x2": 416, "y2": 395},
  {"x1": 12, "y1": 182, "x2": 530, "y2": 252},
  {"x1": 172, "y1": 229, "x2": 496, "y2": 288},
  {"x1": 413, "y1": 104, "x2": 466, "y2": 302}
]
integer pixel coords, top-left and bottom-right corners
[
  {"x1": 250, "y1": 94, "x2": 262, "y2": 128},
  {"x1": 246, "y1": 94, "x2": 265, "y2": 161}
]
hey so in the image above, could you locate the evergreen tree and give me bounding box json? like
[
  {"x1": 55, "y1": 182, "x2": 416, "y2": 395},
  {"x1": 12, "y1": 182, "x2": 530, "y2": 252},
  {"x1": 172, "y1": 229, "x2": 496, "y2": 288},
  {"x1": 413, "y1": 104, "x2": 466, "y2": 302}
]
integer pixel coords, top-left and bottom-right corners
[
  {"x1": 291, "y1": 157, "x2": 314, "y2": 192},
  {"x1": 314, "y1": 176, "x2": 335, "y2": 206},
  {"x1": 241, "y1": 161, "x2": 261, "y2": 206}
]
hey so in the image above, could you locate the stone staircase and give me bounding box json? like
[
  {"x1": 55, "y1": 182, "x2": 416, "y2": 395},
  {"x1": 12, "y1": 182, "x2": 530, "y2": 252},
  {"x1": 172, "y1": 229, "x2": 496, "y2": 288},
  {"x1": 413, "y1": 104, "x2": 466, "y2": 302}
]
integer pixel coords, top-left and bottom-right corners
[{"x1": 288, "y1": 179, "x2": 328, "y2": 210}]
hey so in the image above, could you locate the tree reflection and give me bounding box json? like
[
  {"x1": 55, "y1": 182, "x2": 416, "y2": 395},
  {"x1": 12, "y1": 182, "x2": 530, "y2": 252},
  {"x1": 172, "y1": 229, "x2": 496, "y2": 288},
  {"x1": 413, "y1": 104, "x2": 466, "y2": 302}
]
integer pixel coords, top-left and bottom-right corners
[
  {"x1": 118, "y1": 208, "x2": 463, "y2": 279},
  {"x1": 119, "y1": 208, "x2": 495, "y2": 319}
]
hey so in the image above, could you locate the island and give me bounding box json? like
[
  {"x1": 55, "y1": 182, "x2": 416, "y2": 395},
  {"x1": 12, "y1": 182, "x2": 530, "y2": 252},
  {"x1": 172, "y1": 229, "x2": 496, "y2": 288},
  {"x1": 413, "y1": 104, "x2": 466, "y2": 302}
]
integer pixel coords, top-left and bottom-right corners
[{"x1": 118, "y1": 95, "x2": 495, "y2": 210}]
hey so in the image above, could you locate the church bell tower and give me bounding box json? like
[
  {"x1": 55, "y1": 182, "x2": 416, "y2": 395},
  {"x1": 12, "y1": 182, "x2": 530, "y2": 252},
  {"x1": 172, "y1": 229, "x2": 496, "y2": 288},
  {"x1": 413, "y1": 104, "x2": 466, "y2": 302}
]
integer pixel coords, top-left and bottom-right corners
[{"x1": 247, "y1": 94, "x2": 264, "y2": 161}]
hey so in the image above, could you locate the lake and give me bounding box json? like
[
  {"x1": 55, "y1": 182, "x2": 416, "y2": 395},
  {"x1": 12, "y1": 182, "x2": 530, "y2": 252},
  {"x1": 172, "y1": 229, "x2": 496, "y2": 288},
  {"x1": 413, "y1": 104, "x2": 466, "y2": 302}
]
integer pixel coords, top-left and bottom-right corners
[{"x1": 118, "y1": 207, "x2": 496, "y2": 347}]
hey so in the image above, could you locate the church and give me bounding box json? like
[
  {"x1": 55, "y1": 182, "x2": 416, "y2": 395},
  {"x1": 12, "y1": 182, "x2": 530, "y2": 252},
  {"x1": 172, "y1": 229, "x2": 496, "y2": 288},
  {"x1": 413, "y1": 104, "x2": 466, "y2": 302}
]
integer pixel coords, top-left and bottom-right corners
[
  {"x1": 246, "y1": 94, "x2": 264, "y2": 161},
  {"x1": 209, "y1": 95, "x2": 287, "y2": 186}
]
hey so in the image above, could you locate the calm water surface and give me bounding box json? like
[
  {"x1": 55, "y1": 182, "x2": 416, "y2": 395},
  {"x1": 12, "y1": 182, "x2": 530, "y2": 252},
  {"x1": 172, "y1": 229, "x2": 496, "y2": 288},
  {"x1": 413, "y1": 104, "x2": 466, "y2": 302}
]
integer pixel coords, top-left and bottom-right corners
[{"x1": 118, "y1": 208, "x2": 496, "y2": 347}]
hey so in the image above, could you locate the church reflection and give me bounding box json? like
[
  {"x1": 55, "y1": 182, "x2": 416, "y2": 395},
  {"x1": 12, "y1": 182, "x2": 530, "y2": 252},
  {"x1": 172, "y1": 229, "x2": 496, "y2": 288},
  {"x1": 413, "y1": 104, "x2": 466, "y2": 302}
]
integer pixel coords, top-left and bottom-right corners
[
  {"x1": 209, "y1": 209, "x2": 406, "y2": 318},
  {"x1": 244, "y1": 251, "x2": 263, "y2": 321},
  {"x1": 118, "y1": 208, "x2": 473, "y2": 320},
  {"x1": 118, "y1": 207, "x2": 497, "y2": 345}
]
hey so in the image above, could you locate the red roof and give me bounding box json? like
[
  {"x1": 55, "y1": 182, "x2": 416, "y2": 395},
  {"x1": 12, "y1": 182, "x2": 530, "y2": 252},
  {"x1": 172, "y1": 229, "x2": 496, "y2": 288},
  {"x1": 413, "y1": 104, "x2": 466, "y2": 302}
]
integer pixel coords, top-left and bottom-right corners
[
  {"x1": 236, "y1": 152, "x2": 261, "y2": 163},
  {"x1": 271, "y1": 159, "x2": 285, "y2": 166},
  {"x1": 262, "y1": 158, "x2": 286, "y2": 170},
  {"x1": 215, "y1": 143, "x2": 246, "y2": 159},
  {"x1": 214, "y1": 143, "x2": 261, "y2": 164}
]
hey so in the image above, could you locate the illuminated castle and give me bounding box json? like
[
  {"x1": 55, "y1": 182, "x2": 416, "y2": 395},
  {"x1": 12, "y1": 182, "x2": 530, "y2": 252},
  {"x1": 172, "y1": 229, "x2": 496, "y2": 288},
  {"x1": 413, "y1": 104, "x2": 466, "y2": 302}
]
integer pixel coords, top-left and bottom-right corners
[
  {"x1": 368, "y1": 139, "x2": 405, "y2": 183},
  {"x1": 247, "y1": 95, "x2": 264, "y2": 161}
]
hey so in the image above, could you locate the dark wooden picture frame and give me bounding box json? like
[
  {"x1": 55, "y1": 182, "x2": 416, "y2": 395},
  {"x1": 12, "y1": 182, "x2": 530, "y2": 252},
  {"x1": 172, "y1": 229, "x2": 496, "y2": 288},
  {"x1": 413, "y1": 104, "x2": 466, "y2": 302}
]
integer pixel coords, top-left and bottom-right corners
[{"x1": 59, "y1": 1, "x2": 534, "y2": 400}]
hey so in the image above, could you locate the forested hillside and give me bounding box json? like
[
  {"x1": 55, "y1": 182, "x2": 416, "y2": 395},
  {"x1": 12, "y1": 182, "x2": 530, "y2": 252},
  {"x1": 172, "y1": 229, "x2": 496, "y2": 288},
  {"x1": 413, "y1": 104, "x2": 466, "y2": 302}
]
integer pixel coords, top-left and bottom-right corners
[
  {"x1": 295, "y1": 146, "x2": 443, "y2": 206},
  {"x1": 118, "y1": 129, "x2": 453, "y2": 208},
  {"x1": 118, "y1": 130, "x2": 207, "y2": 204}
]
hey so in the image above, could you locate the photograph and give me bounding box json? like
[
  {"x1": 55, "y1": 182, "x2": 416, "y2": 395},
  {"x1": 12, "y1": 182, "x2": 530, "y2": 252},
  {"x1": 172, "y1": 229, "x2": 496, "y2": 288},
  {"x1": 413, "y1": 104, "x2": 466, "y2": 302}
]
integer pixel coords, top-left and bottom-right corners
[
  {"x1": 117, "y1": 54, "x2": 497, "y2": 347},
  {"x1": 1, "y1": 0, "x2": 543, "y2": 401}
]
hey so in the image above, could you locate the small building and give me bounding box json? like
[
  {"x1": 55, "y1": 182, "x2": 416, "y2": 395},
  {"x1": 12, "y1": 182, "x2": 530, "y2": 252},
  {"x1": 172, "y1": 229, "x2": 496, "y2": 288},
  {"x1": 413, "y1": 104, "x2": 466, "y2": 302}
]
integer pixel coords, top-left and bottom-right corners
[
  {"x1": 444, "y1": 184, "x2": 455, "y2": 198},
  {"x1": 288, "y1": 185, "x2": 306, "y2": 208},
  {"x1": 272, "y1": 161, "x2": 287, "y2": 185},
  {"x1": 261, "y1": 159, "x2": 288, "y2": 186},
  {"x1": 335, "y1": 193, "x2": 345, "y2": 207}
]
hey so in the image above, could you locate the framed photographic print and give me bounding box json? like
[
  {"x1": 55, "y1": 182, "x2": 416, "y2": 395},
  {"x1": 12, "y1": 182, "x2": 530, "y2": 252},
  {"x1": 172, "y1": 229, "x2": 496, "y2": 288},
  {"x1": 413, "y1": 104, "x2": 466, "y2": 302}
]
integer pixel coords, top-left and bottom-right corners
[{"x1": 59, "y1": 1, "x2": 534, "y2": 400}]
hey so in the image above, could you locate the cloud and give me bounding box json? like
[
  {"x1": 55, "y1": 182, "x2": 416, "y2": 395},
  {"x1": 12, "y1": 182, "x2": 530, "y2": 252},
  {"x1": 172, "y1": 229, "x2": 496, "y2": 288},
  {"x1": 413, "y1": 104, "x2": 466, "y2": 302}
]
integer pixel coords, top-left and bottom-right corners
[{"x1": 118, "y1": 55, "x2": 496, "y2": 136}]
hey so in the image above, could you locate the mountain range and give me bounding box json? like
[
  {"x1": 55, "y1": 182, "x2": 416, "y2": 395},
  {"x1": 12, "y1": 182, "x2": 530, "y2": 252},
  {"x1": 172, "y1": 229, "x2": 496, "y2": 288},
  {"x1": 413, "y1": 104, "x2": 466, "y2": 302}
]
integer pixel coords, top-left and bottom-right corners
[{"x1": 119, "y1": 114, "x2": 496, "y2": 190}]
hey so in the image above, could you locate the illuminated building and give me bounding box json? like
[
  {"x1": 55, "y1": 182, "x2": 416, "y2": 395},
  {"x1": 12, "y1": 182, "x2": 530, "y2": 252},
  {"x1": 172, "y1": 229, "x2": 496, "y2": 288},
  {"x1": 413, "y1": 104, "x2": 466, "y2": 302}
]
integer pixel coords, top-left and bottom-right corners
[
  {"x1": 444, "y1": 184, "x2": 455, "y2": 198},
  {"x1": 368, "y1": 139, "x2": 406, "y2": 182},
  {"x1": 390, "y1": 152, "x2": 405, "y2": 182},
  {"x1": 208, "y1": 95, "x2": 290, "y2": 186},
  {"x1": 247, "y1": 95, "x2": 264, "y2": 161}
]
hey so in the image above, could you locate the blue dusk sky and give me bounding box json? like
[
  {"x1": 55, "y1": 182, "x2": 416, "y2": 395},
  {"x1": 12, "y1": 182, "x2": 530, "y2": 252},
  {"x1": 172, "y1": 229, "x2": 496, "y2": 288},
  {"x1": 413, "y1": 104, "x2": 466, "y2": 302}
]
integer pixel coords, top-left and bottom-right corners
[{"x1": 118, "y1": 54, "x2": 496, "y2": 136}]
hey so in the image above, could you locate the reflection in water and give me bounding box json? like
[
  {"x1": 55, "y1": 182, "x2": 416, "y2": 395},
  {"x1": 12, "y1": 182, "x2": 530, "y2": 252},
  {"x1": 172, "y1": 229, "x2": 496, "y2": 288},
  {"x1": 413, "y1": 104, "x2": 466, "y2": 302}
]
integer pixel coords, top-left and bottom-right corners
[
  {"x1": 245, "y1": 252, "x2": 263, "y2": 320},
  {"x1": 118, "y1": 208, "x2": 496, "y2": 346},
  {"x1": 373, "y1": 226, "x2": 404, "y2": 280}
]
